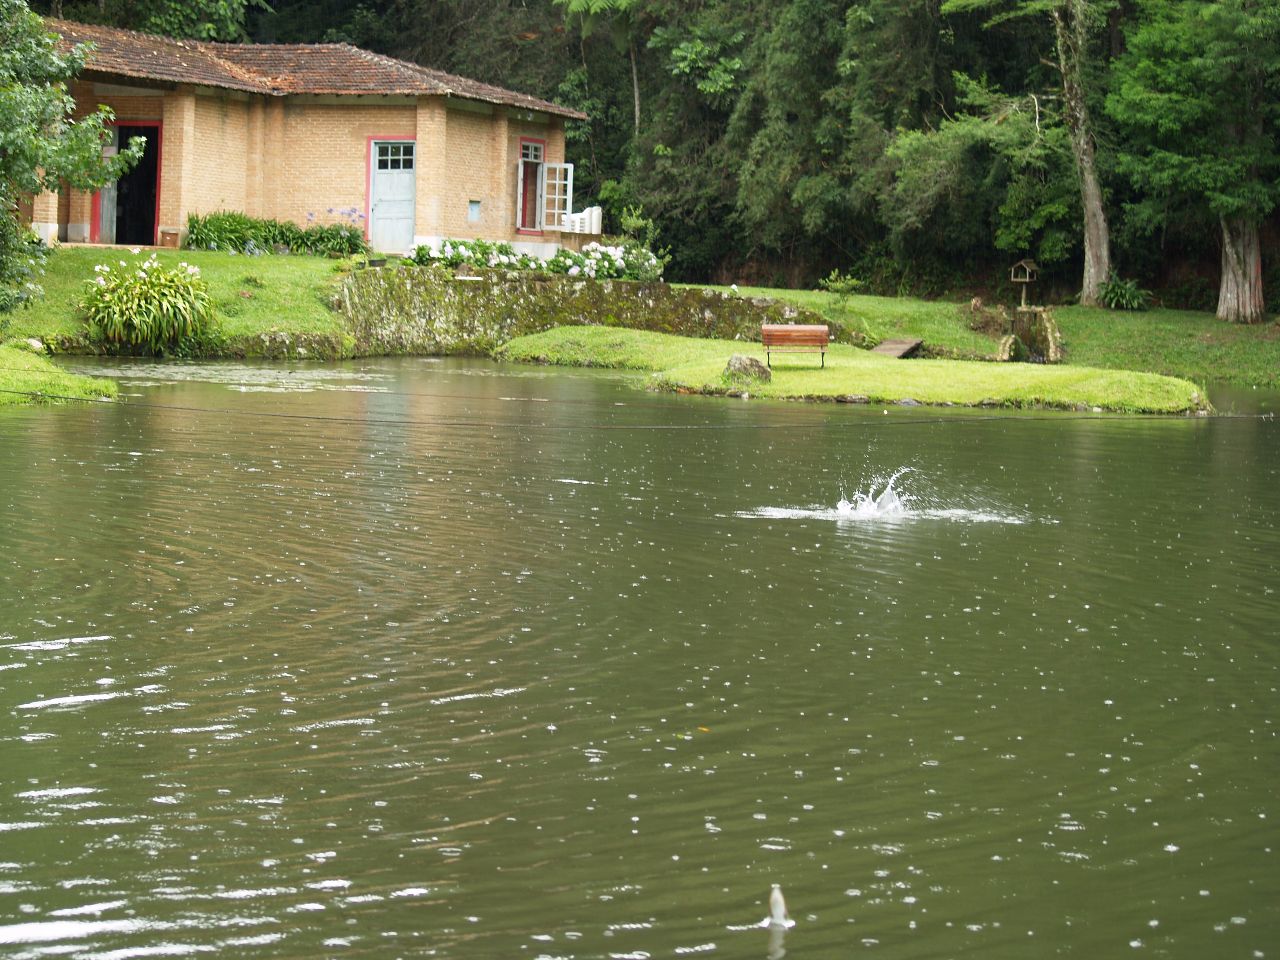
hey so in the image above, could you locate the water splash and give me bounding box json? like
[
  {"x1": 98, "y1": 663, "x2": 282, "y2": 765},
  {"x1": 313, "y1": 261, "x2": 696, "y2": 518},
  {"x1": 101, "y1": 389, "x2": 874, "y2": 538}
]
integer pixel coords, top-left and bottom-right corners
[
  {"x1": 836, "y1": 467, "x2": 913, "y2": 519},
  {"x1": 737, "y1": 468, "x2": 1030, "y2": 525}
]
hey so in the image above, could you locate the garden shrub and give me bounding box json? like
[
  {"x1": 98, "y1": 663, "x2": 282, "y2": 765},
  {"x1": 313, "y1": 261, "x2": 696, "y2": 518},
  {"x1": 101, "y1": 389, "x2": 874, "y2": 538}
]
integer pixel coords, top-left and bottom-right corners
[
  {"x1": 186, "y1": 210, "x2": 368, "y2": 257},
  {"x1": 82, "y1": 252, "x2": 212, "y2": 354},
  {"x1": 409, "y1": 238, "x2": 544, "y2": 271},
  {"x1": 546, "y1": 241, "x2": 664, "y2": 281},
  {"x1": 410, "y1": 238, "x2": 665, "y2": 282},
  {"x1": 817, "y1": 268, "x2": 864, "y2": 299},
  {"x1": 1099, "y1": 273, "x2": 1152, "y2": 311}
]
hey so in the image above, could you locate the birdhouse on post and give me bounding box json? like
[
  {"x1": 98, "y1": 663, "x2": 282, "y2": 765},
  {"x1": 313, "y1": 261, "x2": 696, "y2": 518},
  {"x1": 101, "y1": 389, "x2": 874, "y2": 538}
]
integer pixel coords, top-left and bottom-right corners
[{"x1": 1010, "y1": 259, "x2": 1039, "y2": 308}]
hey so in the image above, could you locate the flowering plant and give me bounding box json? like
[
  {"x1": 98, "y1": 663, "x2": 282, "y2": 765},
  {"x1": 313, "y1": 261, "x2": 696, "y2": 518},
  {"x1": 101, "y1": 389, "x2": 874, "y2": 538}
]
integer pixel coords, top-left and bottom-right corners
[
  {"x1": 409, "y1": 238, "x2": 663, "y2": 282},
  {"x1": 546, "y1": 241, "x2": 662, "y2": 281},
  {"x1": 82, "y1": 251, "x2": 212, "y2": 354},
  {"x1": 410, "y1": 238, "x2": 543, "y2": 271}
]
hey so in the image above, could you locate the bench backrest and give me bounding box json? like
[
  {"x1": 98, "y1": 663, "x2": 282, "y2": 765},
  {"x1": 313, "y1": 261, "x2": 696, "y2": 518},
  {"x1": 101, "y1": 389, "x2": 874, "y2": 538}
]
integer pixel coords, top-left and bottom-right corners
[{"x1": 761, "y1": 324, "x2": 829, "y2": 347}]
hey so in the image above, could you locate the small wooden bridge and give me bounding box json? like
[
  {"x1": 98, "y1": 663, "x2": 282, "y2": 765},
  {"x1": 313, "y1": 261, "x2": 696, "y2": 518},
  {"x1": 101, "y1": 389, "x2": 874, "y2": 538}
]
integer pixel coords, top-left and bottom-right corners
[{"x1": 870, "y1": 338, "x2": 923, "y2": 358}]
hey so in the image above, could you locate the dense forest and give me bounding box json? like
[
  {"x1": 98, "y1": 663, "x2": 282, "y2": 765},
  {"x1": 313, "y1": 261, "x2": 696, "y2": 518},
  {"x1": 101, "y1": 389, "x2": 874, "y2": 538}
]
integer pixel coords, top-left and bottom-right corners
[{"x1": 23, "y1": 0, "x2": 1280, "y2": 318}]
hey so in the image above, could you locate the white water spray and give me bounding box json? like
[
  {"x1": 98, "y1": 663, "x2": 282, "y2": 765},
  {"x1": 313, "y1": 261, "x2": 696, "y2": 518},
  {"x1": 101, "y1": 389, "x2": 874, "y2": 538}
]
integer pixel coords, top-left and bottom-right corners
[
  {"x1": 836, "y1": 467, "x2": 913, "y2": 519},
  {"x1": 735, "y1": 467, "x2": 1031, "y2": 525}
]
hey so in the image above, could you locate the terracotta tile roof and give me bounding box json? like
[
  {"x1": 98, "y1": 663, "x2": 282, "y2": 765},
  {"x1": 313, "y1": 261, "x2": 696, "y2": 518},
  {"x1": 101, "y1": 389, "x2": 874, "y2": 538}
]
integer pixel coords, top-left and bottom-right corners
[{"x1": 47, "y1": 18, "x2": 587, "y2": 119}]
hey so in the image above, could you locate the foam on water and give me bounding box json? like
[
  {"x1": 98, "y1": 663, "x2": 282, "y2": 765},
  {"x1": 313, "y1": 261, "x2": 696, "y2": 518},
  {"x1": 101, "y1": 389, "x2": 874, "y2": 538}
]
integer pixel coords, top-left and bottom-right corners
[{"x1": 737, "y1": 468, "x2": 1028, "y2": 525}]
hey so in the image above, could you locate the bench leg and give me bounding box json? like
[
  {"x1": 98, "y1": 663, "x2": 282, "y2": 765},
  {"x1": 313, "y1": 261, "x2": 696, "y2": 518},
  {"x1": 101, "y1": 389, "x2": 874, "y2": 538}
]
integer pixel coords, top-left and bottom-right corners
[{"x1": 821, "y1": 351, "x2": 825, "y2": 369}]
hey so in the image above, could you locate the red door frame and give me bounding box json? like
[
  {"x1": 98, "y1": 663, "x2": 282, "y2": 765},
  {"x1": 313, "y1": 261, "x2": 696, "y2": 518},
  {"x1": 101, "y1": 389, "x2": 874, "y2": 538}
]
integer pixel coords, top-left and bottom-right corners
[
  {"x1": 364, "y1": 134, "x2": 418, "y2": 243},
  {"x1": 90, "y1": 120, "x2": 163, "y2": 245},
  {"x1": 517, "y1": 136, "x2": 546, "y2": 235}
]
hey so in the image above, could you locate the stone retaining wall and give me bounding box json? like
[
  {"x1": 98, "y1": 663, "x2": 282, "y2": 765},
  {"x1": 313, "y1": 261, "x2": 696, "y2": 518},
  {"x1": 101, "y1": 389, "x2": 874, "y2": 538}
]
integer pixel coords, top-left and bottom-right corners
[{"x1": 336, "y1": 265, "x2": 835, "y2": 356}]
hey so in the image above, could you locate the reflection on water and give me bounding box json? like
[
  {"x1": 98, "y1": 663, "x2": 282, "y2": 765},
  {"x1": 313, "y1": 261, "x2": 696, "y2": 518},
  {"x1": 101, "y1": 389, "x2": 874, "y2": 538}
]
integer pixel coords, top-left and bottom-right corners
[{"x1": 0, "y1": 356, "x2": 1277, "y2": 959}]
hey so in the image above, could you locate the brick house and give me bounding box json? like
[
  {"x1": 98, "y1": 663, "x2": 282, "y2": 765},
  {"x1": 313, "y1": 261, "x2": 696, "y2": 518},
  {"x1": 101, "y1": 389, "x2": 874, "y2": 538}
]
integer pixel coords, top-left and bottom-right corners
[{"x1": 29, "y1": 20, "x2": 588, "y2": 255}]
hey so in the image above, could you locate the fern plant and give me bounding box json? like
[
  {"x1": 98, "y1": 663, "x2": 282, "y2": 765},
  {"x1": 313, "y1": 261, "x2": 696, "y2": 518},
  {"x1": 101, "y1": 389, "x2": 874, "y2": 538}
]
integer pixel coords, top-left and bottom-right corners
[{"x1": 1099, "y1": 273, "x2": 1151, "y2": 311}]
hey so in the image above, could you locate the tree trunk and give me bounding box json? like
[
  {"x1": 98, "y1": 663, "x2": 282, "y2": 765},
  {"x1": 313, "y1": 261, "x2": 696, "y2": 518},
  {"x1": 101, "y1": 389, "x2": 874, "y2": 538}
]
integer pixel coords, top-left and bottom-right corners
[
  {"x1": 629, "y1": 42, "x2": 641, "y2": 133},
  {"x1": 1217, "y1": 215, "x2": 1266, "y2": 324},
  {"x1": 1053, "y1": 4, "x2": 1111, "y2": 307}
]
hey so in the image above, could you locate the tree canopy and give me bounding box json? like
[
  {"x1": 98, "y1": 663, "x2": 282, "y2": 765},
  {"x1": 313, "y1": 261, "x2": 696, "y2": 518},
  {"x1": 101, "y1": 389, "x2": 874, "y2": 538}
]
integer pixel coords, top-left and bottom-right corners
[
  {"x1": 1, "y1": 0, "x2": 141, "y2": 309},
  {"x1": 12, "y1": 0, "x2": 1278, "y2": 318}
]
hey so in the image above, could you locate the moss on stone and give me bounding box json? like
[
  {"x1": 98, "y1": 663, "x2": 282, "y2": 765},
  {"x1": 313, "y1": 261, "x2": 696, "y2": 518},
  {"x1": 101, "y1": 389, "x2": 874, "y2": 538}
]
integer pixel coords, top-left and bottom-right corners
[{"x1": 336, "y1": 265, "x2": 846, "y2": 356}]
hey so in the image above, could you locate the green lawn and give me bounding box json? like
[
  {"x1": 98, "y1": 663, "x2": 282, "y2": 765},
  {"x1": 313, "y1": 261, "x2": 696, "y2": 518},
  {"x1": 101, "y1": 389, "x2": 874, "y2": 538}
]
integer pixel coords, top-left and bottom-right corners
[
  {"x1": 6, "y1": 246, "x2": 347, "y2": 349},
  {"x1": 703, "y1": 284, "x2": 999, "y2": 358},
  {"x1": 6, "y1": 250, "x2": 1267, "y2": 395},
  {"x1": 702, "y1": 284, "x2": 1280, "y2": 389},
  {"x1": 0, "y1": 343, "x2": 117, "y2": 407},
  {"x1": 497, "y1": 326, "x2": 1209, "y2": 414}
]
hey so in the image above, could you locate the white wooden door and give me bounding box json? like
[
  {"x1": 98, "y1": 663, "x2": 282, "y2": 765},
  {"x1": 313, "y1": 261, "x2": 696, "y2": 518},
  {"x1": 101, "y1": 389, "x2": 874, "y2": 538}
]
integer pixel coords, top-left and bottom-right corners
[{"x1": 370, "y1": 141, "x2": 416, "y2": 253}]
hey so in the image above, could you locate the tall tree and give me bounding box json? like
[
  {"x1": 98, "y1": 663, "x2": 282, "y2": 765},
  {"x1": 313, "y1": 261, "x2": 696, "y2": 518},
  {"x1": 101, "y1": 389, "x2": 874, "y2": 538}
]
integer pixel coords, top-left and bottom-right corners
[
  {"x1": 1, "y1": 0, "x2": 141, "y2": 308},
  {"x1": 1108, "y1": 0, "x2": 1280, "y2": 323},
  {"x1": 881, "y1": 76, "x2": 1080, "y2": 273},
  {"x1": 943, "y1": 0, "x2": 1115, "y2": 305},
  {"x1": 554, "y1": 0, "x2": 646, "y2": 133}
]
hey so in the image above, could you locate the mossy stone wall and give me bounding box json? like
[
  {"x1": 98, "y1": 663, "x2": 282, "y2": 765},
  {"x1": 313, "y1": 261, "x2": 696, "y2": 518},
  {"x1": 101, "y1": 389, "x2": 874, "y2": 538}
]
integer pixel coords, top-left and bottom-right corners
[{"x1": 336, "y1": 266, "x2": 832, "y2": 356}]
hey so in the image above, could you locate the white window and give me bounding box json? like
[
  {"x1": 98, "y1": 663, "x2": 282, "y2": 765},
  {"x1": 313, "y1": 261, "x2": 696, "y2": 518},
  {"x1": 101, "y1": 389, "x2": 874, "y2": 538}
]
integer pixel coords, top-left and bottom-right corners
[
  {"x1": 376, "y1": 142, "x2": 415, "y2": 171},
  {"x1": 516, "y1": 140, "x2": 572, "y2": 232},
  {"x1": 541, "y1": 164, "x2": 573, "y2": 230}
]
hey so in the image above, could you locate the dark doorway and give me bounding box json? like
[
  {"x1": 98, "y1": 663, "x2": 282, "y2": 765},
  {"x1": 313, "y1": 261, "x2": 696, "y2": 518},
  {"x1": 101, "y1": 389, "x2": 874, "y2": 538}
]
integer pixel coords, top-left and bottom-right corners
[{"x1": 114, "y1": 125, "x2": 158, "y2": 245}]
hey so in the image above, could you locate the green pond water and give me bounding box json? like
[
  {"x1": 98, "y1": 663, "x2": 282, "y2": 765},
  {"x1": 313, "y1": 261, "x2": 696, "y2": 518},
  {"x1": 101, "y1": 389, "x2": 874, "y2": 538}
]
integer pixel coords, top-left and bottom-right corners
[{"x1": 0, "y1": 357, "x2": 1276, "y2": 959}]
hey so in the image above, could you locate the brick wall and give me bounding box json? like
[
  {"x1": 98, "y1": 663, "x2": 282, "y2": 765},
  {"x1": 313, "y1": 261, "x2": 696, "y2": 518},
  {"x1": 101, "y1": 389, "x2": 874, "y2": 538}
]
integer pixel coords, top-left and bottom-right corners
[
  {"x1": 418, "y1": 103, "x2": 567, "y2": 246},
  {"x1": 31, "y1": 79, "x2": 573, "y2": 253},
  {"x1": 442, "y1": 108, "x2": 495, "y2": 237},
  {"x1": 270, "y1": 100, "x2": 417, "y2": 230},
  {"x1": 187, "y1": 92, "x2": 251, "y2": 215}
]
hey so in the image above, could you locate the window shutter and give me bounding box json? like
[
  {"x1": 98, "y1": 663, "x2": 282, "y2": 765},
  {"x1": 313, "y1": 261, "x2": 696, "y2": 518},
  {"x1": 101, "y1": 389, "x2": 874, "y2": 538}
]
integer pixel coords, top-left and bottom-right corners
[{"x1": 540, "y1": 164, "x2": 573, "y2": 231}]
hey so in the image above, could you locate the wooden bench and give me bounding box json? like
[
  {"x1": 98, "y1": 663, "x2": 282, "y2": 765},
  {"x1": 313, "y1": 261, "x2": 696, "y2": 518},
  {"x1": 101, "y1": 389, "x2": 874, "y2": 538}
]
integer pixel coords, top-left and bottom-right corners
[{"x1": 761, "y1": 323, "x2": 829, "y2": 368}]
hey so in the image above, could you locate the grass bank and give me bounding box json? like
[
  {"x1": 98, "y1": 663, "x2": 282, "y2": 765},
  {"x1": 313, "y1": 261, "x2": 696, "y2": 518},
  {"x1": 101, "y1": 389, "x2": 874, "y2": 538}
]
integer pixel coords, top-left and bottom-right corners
[
  {"x1": 498, "y1": 326, "x2": 1209, "y2": 414},
  {"x1": 5, "y1": 246, "x2": 350, "y2": 357},
  {"x1": 0, "y1": 343, "x2": 116, "y2": 407},
  {"x1": 711, "y1": 285, "x2": 1280, "y2": 389}
]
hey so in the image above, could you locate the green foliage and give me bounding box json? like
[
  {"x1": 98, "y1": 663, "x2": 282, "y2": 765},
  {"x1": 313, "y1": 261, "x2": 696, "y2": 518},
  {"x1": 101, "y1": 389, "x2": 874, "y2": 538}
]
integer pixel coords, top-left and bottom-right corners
[
  {"x1": 82, "y1": 252, "x2": 213, "y2": 354},
  {"x1": 649, "y1": 24, "x2": 745, "y2": 100},
  {"x1": 882, "y1": 76, "x2": 1080, "y2": 276},
  {"x1": 186, "y1": 211, "x2": 368, "y2": 257},
  {"x1": 1107, "y1": 0, "x2": 1280, "y2": 225},
  {"x1": 1098, "y1": 272, "x2": 1151, "y2": 311},
  {"x1": 0, "y1": 206, "x2": 47, "y2": 313},
  {"x1": 817, "y1": 269, "x2": 864, "y2": 299},
  {"x1": 136, "y1": 0, "x2": 269, "y2": 40},
  {"x1": 35, "y1": 0, "x2": 267, "y2": 40},
  {"x1": 1, "y1": 0, "x2": 144, "y2": 308}
]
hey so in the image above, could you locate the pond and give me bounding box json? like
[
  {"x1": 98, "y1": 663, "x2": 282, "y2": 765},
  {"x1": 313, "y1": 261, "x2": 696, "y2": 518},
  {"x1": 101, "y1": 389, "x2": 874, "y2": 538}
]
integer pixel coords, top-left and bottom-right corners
[{"x1": 1, "y1": 357, "x2": 1277, "y2": 959}]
